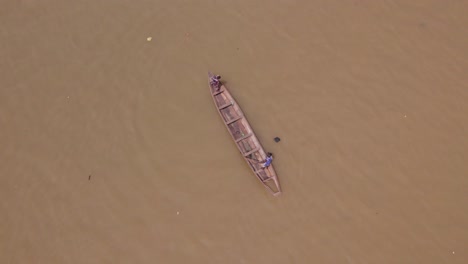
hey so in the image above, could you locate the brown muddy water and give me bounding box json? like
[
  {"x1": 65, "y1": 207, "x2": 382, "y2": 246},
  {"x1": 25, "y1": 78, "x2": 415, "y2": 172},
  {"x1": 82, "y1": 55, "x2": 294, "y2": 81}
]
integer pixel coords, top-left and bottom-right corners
[{"x1": 1, "y1": 1, "x2": 467, "y2": 263}]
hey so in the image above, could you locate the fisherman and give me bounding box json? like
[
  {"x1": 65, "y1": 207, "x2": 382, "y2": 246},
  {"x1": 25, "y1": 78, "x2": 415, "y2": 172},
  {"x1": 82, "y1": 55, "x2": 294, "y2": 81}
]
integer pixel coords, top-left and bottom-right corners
[
  {"x1": 210, "y1": 74, "x2": 221, "y2": 89},
  {"x1": 261, "y1": 152, "x2": 273, "y2": 169},
  {"x1": 246, "y1": 152, "x2": 274, "y2": 169}
]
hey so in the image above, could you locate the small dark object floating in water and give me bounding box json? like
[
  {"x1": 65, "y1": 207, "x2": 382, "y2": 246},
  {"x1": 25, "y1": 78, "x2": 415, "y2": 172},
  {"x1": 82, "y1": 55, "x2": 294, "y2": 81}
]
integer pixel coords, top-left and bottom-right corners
[{"x1": 274, "y1": 137, "x2": 281, "y2": 142}]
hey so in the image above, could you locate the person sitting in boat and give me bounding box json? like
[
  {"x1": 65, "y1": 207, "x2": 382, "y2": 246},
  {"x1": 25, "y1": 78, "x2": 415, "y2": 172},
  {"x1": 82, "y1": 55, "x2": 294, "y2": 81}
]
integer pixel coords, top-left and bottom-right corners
[
  {"x1": 246, "y1": 152, "x2": 274, "y2": 169},
  {"x1": 261, "y1": 152, "x2": 273, "y2": 169},
  {"x1": 210, "y1": 75, "x2": 221, "y2": 89}
]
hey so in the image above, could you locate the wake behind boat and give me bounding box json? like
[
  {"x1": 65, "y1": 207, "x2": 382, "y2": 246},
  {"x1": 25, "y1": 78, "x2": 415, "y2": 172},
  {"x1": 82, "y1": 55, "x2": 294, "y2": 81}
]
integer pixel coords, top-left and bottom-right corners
[{"x1": 208, "y1": 72, "x2": 281, "y2": 196}]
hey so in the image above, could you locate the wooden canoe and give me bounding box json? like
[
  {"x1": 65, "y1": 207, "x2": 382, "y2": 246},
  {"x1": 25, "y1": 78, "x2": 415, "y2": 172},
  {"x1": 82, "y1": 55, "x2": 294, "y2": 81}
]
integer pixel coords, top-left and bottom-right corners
[{"x1": 208, "y1": 72, "x2": 281, "y2": 196}]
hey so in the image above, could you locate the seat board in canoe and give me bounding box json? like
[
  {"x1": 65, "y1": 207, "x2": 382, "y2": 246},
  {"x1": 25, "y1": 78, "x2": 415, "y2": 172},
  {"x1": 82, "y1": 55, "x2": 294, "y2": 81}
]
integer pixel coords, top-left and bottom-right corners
[{"x1": 208, "y1": 72, "x2": 281, "y2": 196}]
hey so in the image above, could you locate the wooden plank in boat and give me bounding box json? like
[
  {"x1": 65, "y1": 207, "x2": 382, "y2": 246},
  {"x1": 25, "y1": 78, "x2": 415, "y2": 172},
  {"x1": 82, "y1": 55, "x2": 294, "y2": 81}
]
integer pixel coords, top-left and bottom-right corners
[
  {"x1": 262, "y1": 177, "x2": 273, "y2": 182},
  {"x1": 225, "y1": 116, "x2": 243, "y2": 125},
  {"x1": 218, "y1": 101, "x2": 233, "y2": 110},
  {"x1": 243, "y1": 147, "x2": 260, "y2": 157},
  {"x1": 213, "y1": 89, "x2": 224, "y2": 96},
  {"x1": 235, "y1": 133, "x2": 253, "y2": 143}
]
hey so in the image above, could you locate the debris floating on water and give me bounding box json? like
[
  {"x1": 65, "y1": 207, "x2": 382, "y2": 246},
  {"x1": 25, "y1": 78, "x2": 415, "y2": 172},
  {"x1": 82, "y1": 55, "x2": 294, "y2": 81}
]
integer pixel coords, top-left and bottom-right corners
[
  {"x1": 177, "y1": 211, "x2": 179, "y2": 215},
  {"x1": 147, "y1": 37, "x2": 152, "y2": 41},
  {"x1": 274, "y1": 137, "x2": 281, "y2": 143}
]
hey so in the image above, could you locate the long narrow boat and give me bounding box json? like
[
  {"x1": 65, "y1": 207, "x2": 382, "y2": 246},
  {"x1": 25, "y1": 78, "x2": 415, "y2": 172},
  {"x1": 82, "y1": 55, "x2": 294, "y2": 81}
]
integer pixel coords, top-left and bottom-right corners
[{"x1": 208, "y1": 72, "x2": 281, "y2": 196}]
